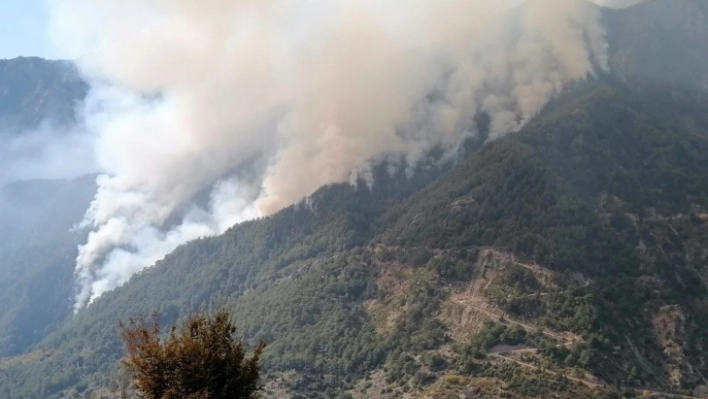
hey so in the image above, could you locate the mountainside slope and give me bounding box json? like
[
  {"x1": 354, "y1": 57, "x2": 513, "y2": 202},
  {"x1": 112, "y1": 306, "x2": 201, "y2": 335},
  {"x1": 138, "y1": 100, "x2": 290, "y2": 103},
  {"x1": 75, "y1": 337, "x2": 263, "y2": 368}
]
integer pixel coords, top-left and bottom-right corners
[
  {"x1": 3, "y1": 79, "x2": 708, "y2": 399},
  {"x1": 3, "y1": 1, "x2": 708, "y2": 399},
  {"x1": 605, "y1": 0, "x2": 708, "y2": 90},
  {"x1": 0, "y1": 57, "x2": 87, "y2": 131},
  {"x1": 0, "y1": 176, "x2": 96, "y2": 357},
  {"x1": 0, "y1": 57, "x2": 93, "y2": 357},
  {"x1": 383, "y1": 82, "x2": 708, "y2": 389}
]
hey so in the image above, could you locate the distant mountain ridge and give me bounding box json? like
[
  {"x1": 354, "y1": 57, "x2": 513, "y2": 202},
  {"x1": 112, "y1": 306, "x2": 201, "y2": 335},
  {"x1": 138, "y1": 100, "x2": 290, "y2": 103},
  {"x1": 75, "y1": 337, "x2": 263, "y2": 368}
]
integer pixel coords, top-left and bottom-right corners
[
  {"x1": 0, "y1": 57, "x2": 87, "y2": 132},
  {"x1": 605, "y1": 0, "x2": 708, "y2": 90},
  {"x1": 0, "y1": 58, "x2": 93, "y2": 358}
]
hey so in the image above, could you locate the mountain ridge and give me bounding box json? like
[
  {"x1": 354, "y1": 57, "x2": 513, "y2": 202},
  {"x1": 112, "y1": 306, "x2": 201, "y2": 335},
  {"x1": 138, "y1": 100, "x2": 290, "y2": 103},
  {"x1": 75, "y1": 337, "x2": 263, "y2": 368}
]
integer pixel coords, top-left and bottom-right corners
[
  {"x1": 3, "y1": 79, "x2": 708, "y2": 399},
  {"x1": 2, "y1": 1, "x2": 708, "y2": 398},
  {"x1": 0, "y1": 57, "x2": 87, "y2": 131}
]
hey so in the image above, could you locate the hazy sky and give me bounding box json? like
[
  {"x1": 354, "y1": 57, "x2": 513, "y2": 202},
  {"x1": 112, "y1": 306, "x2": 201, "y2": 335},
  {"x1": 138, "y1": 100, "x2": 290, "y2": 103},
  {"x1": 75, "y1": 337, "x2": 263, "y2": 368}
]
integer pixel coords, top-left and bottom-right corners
[
  {"x1": 0, "y1": 0, "x2": 56, "y2": 59},
  {"x1": 0, "y1": 0, "x2": 643, "y2": 61}
]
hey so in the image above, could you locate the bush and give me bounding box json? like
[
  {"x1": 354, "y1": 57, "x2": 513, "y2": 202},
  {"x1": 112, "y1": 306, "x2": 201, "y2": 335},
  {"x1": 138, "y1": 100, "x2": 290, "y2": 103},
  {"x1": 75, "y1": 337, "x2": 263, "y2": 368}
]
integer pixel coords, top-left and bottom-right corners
[{"x1": 119, "y1": 309, "x2": 266, "y2": 399}]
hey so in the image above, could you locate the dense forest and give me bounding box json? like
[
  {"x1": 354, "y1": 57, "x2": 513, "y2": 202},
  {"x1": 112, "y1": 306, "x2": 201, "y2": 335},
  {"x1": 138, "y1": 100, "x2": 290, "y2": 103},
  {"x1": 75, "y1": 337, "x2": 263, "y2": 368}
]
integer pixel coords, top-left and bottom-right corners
[
  {"x1": 2, "y1": 1, "x2": 708, "y2": 399},
  {"x1": 1, "y1": 79, "x2": 707, "y2": 399}
]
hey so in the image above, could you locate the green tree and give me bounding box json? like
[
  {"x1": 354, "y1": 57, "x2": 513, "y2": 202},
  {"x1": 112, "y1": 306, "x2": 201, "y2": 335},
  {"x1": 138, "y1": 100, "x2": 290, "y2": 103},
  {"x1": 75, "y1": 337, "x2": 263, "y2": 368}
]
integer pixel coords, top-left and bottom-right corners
[{"x1": 119, "y1": 309, "x2": 266, "y2": 399}]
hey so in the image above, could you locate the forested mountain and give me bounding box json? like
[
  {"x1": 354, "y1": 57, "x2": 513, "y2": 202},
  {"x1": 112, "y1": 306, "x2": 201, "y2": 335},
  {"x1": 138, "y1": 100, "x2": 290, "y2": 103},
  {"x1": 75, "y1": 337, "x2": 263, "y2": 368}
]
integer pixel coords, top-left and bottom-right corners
[
  {"x1": 2, "y1": 1, "x2": 708, "y2": 399},
  {"x1": 0, "y1": 176, "x2": 96, "y2": 356},
  {"x1": 0, "y1": 57, "x2": 87, "y2": 131},
  {"x1": 605, "y1": 0, "x2": 708, "y2": 90},
  {"x1": 5, "y1": 77, "x2": 708, "y2": 399},
  {"x1": 0, "y1": 57, "x2": 93, "y2": 357}
]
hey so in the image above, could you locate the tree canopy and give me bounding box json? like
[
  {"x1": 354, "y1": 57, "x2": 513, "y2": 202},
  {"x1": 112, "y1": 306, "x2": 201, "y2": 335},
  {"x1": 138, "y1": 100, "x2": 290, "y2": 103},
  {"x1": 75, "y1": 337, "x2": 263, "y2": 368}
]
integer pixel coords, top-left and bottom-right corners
[{"x1": 120, "y1": 309, "x2": 266, "y2": 399}]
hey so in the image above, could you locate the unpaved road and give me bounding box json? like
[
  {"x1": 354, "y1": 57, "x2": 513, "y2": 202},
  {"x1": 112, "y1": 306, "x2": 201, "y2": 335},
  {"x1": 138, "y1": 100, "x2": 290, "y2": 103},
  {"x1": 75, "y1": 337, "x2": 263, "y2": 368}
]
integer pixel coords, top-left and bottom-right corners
[
  {"x1": 490, "y1": 353, "x2": 700, "y2": 399},
  {"x1": 453, "y1": 298, "x2": 575, "y2": 343}
]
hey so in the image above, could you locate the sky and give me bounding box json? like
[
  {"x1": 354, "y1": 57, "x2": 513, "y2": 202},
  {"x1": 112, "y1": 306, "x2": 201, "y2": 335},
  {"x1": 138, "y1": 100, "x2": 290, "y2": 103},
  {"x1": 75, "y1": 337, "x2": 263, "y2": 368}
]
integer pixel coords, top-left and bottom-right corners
[
  {"x1": 0, "y1": 0, "x2": 643, "y2": 61},
  {"x1": 0, "y1": 0, "x2": 57, "y2": 59}
]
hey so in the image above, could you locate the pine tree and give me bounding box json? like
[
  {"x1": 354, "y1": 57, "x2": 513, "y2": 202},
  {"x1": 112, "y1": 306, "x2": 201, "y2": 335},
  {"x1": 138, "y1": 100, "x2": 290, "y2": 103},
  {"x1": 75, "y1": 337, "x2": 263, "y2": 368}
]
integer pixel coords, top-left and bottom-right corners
[{"x1": 119, "y1": 309, "x2": 266, "y2": 399}]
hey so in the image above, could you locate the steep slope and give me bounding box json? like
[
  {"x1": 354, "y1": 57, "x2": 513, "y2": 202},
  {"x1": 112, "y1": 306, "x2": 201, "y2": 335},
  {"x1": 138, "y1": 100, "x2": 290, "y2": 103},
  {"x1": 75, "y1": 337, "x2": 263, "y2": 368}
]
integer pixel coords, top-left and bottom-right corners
[
  {"x1": 3, "y1": 80, "x2": 708, "y2": 399},
  {"x1": 384, "y1": 82, "x2": 708, "y2": 390},
  {"x1": 605, "y1": 0, "x2": 708, "y2": 90},
  {"x1": 0, "y1": 158, "x2": 451, "y2": 399},
  {"x1": 0, "y1": 57, "x2": 87, "y2": 131},
  {"x1": 0, "y1": 176, "x2": 96, "y2": 356},
  {"x1": 3, "y1": 1, "x2": 708, "y2": 399},
  {"x1": 0, "y1": 58, "x2": 93, "y2": 357}
]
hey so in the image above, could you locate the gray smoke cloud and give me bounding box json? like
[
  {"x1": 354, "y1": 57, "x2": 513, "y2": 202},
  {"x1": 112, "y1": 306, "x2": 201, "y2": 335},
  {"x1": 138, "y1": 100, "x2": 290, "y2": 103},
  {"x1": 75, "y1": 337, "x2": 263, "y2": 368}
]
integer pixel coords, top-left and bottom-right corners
[{"x1": 48, "y1": 0, "x2": 614, "y2": 310}]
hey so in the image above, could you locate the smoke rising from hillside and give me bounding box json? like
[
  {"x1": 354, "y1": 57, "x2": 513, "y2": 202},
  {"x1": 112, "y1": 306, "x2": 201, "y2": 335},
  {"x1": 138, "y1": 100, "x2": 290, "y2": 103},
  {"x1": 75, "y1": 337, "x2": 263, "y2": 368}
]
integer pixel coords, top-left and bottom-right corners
[{"x1": 50, "y1": 0, "x2": 611, "y2": 310}]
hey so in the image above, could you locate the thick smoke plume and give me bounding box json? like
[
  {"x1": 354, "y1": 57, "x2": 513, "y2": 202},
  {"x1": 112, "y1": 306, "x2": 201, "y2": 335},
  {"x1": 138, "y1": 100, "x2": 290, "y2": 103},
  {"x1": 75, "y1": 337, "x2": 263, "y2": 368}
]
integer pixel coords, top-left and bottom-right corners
[{"x1": 49, "y1": 0, "x2": 613, "y2": 310}]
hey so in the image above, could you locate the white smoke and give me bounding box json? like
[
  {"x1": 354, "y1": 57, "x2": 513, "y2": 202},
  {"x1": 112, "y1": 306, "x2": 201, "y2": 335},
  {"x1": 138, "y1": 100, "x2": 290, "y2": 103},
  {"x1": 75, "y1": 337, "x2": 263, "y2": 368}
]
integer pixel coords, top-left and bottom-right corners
[{"x1": 48, "y1": 0, "x2": 611, "y2": 310}]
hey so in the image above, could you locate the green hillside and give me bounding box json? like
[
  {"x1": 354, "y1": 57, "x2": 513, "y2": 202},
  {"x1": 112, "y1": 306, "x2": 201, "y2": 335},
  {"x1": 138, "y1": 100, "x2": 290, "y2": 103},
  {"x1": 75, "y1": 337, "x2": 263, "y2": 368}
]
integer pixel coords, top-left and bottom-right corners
[
  {"x1": 3, "y1": 1, "x2": 708, "y2": 399},
  {"x1": 2, "y1": 79, "x2": 708, "y2": 399}
]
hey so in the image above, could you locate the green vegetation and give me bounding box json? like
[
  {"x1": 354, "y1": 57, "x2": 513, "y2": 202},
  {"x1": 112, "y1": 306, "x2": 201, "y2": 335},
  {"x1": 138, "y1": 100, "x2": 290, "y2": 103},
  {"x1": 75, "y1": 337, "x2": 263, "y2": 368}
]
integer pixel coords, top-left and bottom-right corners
[
  {"x1": 2, "y1": 79, "x2": 707, "y2": 398},
  {"x1": 120, "y1": 309, "x2": 265, "y2": 399},
  {"x1": 3, "y1": 3, "x2": 708, "y2": 397}
]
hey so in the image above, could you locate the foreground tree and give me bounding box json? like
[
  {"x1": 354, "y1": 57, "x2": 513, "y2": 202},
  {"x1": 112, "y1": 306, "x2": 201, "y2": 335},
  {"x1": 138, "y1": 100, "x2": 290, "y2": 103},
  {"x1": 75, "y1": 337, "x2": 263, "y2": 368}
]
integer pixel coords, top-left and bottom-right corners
[{"x1": 119, "y1": 309, "x2": 266, "y2": 399}]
